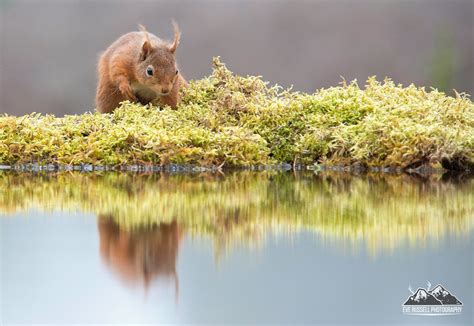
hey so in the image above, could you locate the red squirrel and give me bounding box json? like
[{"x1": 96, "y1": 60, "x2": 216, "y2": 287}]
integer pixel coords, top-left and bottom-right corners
[{"x1": 96, "y1": 22, "x2": 187, "y2": 113}]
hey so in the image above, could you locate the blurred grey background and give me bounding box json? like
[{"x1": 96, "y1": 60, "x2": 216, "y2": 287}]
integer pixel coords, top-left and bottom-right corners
[{"x1": 1, "y1": 0, "x2": 473, "y2": 116}]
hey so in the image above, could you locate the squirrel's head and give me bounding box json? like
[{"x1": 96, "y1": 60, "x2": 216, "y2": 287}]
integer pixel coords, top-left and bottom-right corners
[{"x1": 136, "y1": 22, "x2": 181, "y2": 96}]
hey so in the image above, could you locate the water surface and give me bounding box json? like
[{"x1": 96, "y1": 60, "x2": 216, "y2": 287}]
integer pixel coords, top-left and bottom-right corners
[{"x1": 1, "y1": 171, "x2": 472, "y2": 324}]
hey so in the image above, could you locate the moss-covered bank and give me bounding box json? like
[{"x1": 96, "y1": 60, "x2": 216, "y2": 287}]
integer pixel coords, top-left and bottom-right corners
[{"x1": 1, "y1": 58, "x2": 473, "y2": 170}]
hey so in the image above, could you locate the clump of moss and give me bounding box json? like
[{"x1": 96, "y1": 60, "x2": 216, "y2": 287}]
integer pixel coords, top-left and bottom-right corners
[{"x1": 1, "y1": 57, "x2": 473, "y2": 170}]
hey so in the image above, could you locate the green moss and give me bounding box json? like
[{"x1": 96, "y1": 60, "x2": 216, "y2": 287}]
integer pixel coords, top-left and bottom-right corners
[{"x1": 1, "y1": 58, "x2": 473, "y2": 170}]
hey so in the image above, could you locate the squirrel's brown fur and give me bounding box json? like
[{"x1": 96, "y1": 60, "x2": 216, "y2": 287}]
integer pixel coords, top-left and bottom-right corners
[{"x1": 96, "y1": 22, "x2": 187, "y2": 113}]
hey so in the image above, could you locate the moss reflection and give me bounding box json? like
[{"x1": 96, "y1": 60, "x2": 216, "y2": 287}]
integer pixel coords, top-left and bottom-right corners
[{"x1": 0, "y1": 171, "x2": 472, "y2": 256}]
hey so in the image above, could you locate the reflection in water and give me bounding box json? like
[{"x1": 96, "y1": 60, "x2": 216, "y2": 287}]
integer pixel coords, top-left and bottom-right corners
[
  {"x1": 98, "y1": 216, "x2": 183, "y2": 293},
  {"x1": 0, "y1": 171, "x2": 473, "y2": 256},
  {"x1": 2, "y1": 171, "x2": 473, "y2": 324}
]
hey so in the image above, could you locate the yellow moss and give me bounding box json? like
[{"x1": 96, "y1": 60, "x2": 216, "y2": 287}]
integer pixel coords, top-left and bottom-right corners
[{"x1": 1, "y1": 58, "x2": 473, "y2": 170}]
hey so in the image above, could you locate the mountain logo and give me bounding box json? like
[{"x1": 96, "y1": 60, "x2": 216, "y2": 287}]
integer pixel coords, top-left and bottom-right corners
[{"x1": 402, "y1": 281, "x2": 463, "y2": 316}]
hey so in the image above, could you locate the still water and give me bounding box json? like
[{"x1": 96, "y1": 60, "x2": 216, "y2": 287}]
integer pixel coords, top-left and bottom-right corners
[{"x1": 1, "y1": 171, "x2": 472, "y2": 324}]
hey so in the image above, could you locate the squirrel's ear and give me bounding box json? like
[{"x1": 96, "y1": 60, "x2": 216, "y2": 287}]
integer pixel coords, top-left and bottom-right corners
[
  {"x1": 140, "y1": 40, "x2": 152, "y2": 61},
  {"x1": 138, "y1": 24, "x2": 152, "y2": 61},
  {"x1": 169, "y1": 20, "x2": 181, "y2": 54}
]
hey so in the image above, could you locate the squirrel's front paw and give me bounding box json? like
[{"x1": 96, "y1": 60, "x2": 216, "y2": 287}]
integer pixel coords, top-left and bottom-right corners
[{"x1": 119, "y1": 83, "x2": 137, "y2": 101}]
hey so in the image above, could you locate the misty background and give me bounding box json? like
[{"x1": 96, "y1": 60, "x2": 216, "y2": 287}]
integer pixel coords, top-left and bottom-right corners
[{"x1": 1, "y1": 0, "x2": 473, "y2": 116}]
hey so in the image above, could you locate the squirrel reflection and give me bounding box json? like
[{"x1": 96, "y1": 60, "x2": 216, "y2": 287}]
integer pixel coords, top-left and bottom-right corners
[{"x1": 97, "y1": 215, "x2": 183, "y2": 295}]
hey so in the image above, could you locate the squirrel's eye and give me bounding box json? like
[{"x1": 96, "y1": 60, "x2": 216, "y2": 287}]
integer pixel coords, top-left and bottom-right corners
[
  {"x1": 146, "y1": 66, "x2": 154, "y2": 77},
  {"x1": 176, "y1": 70, "x2": 179, "y2": 75}
]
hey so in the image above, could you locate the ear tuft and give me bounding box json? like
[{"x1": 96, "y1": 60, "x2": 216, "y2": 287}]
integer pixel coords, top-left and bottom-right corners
[
  {"x1": 169, "y1": 20, "x2": 181, "y2": 54},
  {"x1": 138, "y1": 24, "x2": 152, "y2": 61}
]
